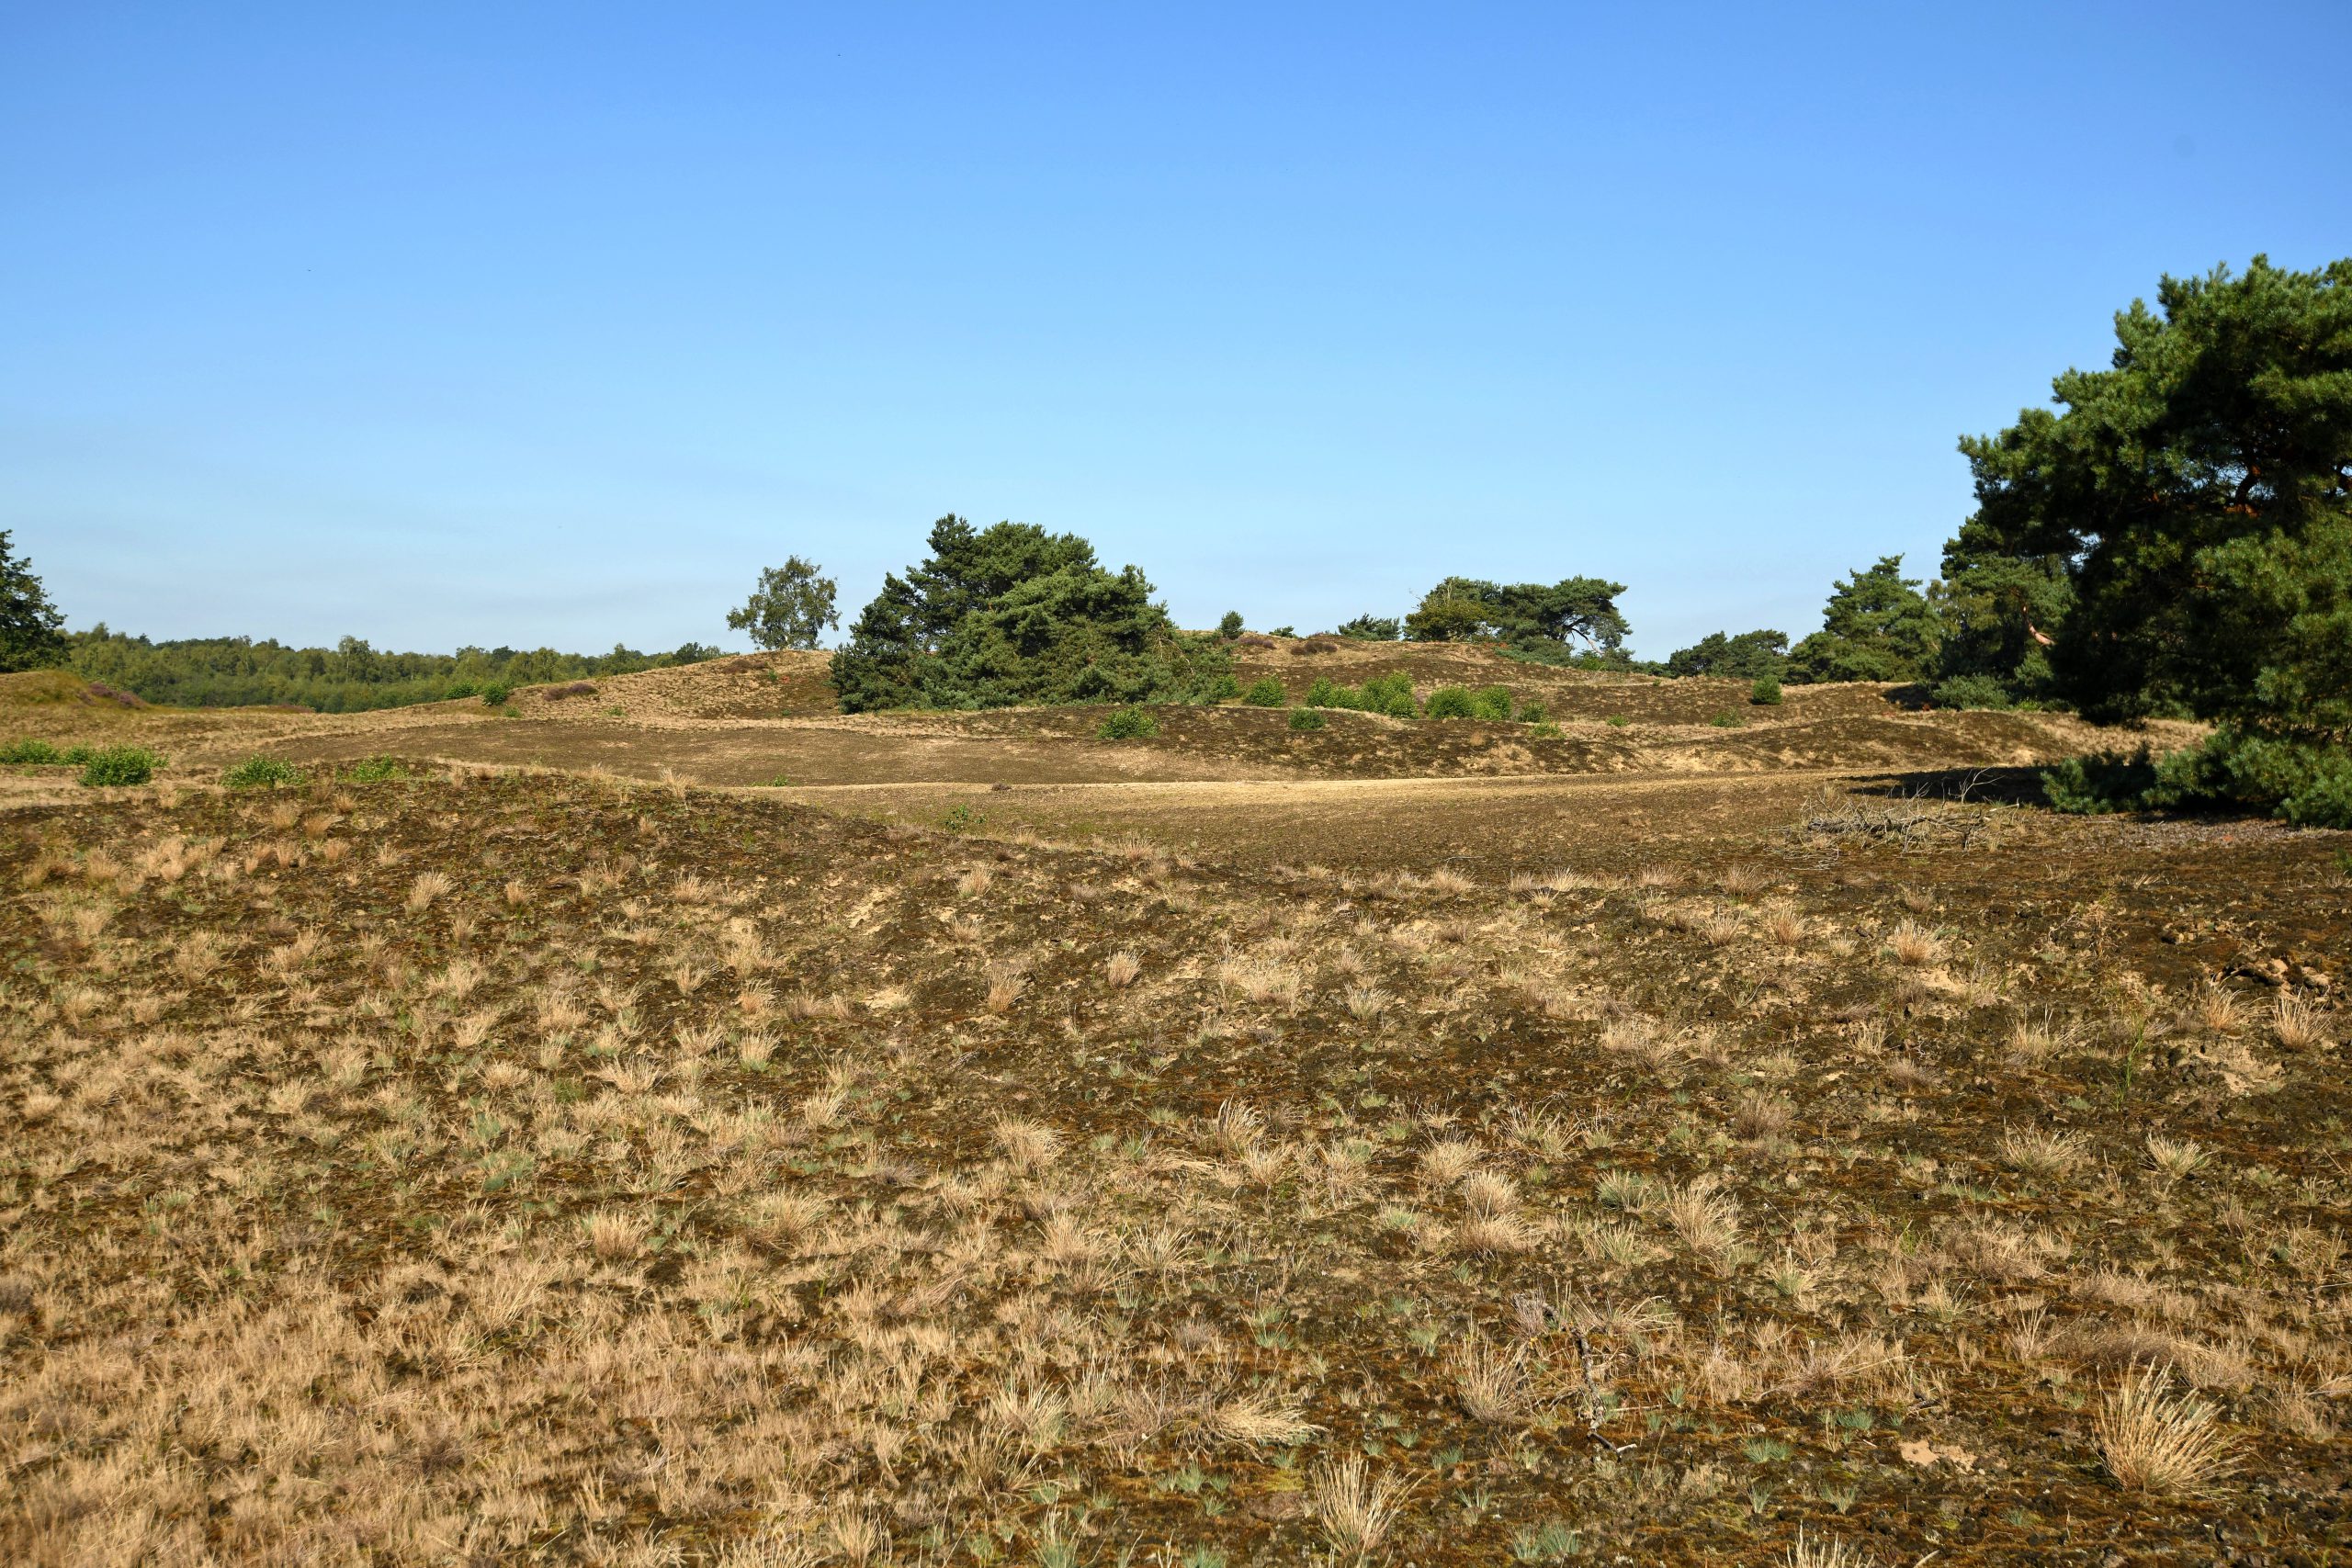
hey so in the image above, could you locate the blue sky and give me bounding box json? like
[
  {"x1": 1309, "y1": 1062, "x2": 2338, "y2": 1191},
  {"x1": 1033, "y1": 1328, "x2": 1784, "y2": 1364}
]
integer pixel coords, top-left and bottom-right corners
[{"x1": 6, "y1": 3, "x2": 2348, "y2": 659}]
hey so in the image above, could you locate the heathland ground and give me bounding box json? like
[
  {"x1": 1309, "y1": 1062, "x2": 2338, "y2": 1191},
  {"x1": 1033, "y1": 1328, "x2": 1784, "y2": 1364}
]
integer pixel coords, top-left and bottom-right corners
[{"x1": 2, "y1": 642, "x2": 2345, "y2": 1566}]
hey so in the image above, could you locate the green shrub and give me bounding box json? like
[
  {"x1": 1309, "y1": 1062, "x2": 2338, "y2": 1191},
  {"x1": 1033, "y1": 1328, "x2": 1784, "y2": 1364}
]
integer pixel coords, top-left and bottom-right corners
[
  {"x1": 1709, "y1": 713, "x2": 1743, "y2": 728},
  {"x1": 1514, "y1": 700, "x2": 1546, "y2": 725},
  {"x1": 223, "y1": 755, "x2": 304, "y2": 788},
  {"x1": 1271, "y1": 626, "x2": 1295, "y2": 637},
  {"x1": 1217, "y1": 611, "x2": 1244, "y2": 639},
  {"x1": 941, "y1": 802, "x2": 987, "y2": 832},
  {"x1": 2042, "y1": 732, "x2": 2352, "y2": 829},
  {"x1": 1928, "y1": 673, "x2": 2012, "y2": 710},
  {"x1": 1098, "y1": 707, "x2": 1159, "y2": 740},
  {"x1": 1605, "y1": 715, "x2": 1629, "y2": 728},
  {"x1": 342, "y1": 755, "x2": 409, "y2": 783},
  {"x1": 1424, "y1": 685, "x2": 1476, "y2": 719},
  {"x1": 1469, "y1": 685, "x2": 1514, "y2": 721},
  {"x1": 1241, "y1": 677, "x2": 1287, "y2": 707},
  {"x1": 443, "y1": 681, "x2": 480, "y2": 701},
  {"x1": 77, "y1": 746, "x2": 162, "y2": 787},
  {"x1": 1357, "y1": 672, "x2": 1419, "y2": 718},
  {"x1": 1304, "y1": 676, "x2": 1340, "y2": 707},
  {"x1": 480, "y1": 682, "x2": 511, "y2": 707},
  {"x1": 2040, "y1": 750, "x2": 2159, "y2": 815},
  {"x1": 2148, "y1": 728, "x2": 2352, "y2": 829},
  {"x1": 0, "y1": 739, "x2": 62, "y2": 765},
  {"x1": 1287, "y1": 707, "x2": 1326, "y2": 732},
  {"x1": 1529, "y1": 721, "x2": 1564, "y2": 739},
  {"x1": 1749, "y1": 675, "x2": 1783, "y2": 706}
]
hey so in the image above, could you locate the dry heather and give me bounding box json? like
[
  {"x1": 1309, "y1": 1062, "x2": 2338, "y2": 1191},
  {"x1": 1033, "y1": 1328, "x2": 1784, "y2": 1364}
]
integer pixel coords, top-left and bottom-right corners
[{"x1": 1, "y1": 768, "x2": 2347, "y2": 1566}]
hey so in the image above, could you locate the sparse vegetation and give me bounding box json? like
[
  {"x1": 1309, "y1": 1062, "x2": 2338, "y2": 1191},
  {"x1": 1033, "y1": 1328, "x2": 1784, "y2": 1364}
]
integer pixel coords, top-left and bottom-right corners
[{"x1": 1, "y1": 618, "x2": 2341, "y2": 1566}]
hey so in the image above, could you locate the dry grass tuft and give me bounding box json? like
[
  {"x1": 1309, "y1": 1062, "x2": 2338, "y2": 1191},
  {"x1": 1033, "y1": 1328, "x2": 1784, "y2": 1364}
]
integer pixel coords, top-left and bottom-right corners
[
  {"x1": 582, "y1": 1209, "x2": 647, "y2": 1261},
  {"x1": 2273, "y1": 992, "x2": 2330, "y2": 1051},
  {"x1": 1208, "y1": 1388, "x2": 1319, "y2": 1446},
  {"x1": 984, "y1": 961, "x2": 1028, "y2": 1013},
  {"x1": 995, "y1": 1119, "x2": 1063, "y2": 1173},
  {"x1": 1787, "y1": 1530, "x2": 1878, "y2": 1568},
  {"x1": 2190, "y1": 982, "x2": 2245, "y2": 1034},
  {"x1": 1309, "y1": 1453, "x2": 1413, "y2": 1562},
  {"x1": 1103, "y1": 949, "x2": 1142, "y2": 987},
  {"x1": 1885, "y1": 918, "x2": 1944, "y2": 967},
  {"x1": 2143, "y1": 1132, "x2": 2208, "y2": 1182},
  {"x1": 1418, "y1": 1138, "x2": 1480, "y2": 1187},
  {"x1": 1212, "y1": 1100, "x2": 1265, "y2": 1155},
  {"x1": 1731, "y1": 1091, "x2": 1791, "y2": 1140},
  {"x1": 1665, "y1": 1179, "x2": 1742, "y2": 1264},
  {"x1": 2094, "y1": 1362, "x2": 2238, "y2": 1494},
  {"x1": 1450, "y1": 1338, "x2": 1534, "y2": 1425},
  {"x1": 1997, "y1": 1123, "x2": 2086, "y2": 1179},
  {"x1": 404, "y1": 870, "x2": 454, "y2": 912},
  {"x1": 1218, "y1": 953, "x2": 1306, "y2": 1010}
]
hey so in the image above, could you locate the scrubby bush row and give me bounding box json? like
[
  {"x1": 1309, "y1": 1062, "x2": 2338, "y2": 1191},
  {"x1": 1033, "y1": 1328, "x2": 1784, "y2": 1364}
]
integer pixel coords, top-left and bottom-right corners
[{"x1": 61, "y1": 629, "x2": 718, "y2": 713}]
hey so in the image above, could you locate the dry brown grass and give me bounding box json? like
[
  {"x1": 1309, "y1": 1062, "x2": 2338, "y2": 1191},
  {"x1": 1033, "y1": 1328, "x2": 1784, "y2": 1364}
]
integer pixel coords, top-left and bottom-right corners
[
  {"x1": 0, "y1": 742, "x2": 2338, "y2": 1565},
  {"x1": 1309, "y1": 1453, "x2": 1413, "y2": 1561},
  {"x1": 2273, "y1": 991, "x2": 2330, "y2": 1051},
  {"x1": 2094, "y1": 1363, "x2": 2239, "y2": 1494}
]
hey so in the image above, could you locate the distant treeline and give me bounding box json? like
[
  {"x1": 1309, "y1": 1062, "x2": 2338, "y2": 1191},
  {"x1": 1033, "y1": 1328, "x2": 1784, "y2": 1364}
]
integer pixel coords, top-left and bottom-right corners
[{"x1": 65, "y1": 627, "x2": 723, "y2": 711}]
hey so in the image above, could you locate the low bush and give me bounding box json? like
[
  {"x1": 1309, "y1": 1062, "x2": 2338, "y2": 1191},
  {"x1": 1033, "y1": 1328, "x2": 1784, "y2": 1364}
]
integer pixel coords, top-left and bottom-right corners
[
  {"x1": 1098, "y1": 707, "x2": 1159, "y2": 740},
  {"x1": 2040, "y1": 751, "x2": 2158, "y2": 815},
  {"x1": 1606, "y1": 715, "x2": 1629, "y2": 728},
  {"x1": 1287, "y1": 707, "x2": 1326, "y2": 732},
  {"x1": 480, "y1": 683, "x2": 511, "y2": 707},
  {"x1": 1750, "y1": 675, "x2": 1783, "y2": 705},
  {"x1": 1929, "y1": 673, "x2": 2013, "y2": 710},
  {"x1": 343, "y1": 755, "x2": 410, "y2": 783},
  {"x1": 1469, "y1": 685, "x2": 1514, "y2": 721},
  {"x1": 1316, "y1": 672, "x2": 1419, "y2": 717},
  {"x1": 1241, "y1": 677, "x2": 1287, "y2": 707},
  {"x1": 1529, "y1": 720, "x2": 1565, "y2": 739},
  {"x1": 2046, "y1": 730, "x2": 2352, "y2": 829},
  {"x1": 1424, "y1": 685, "x2": 1476, "y2": 719},
  {"x1": 1514, "y1": 700, "x2": 1546, "y2": 724},
  {"x1": 223, "y1": 755, "x2": 304, "y2": 788},
  {"x1": 0, "y1": 739, "x2": 62, "y2": 765},
  {"x1": 443, "y1": 681, "x2": 480, "y2": 701},
  {"x1": 77, "y1": 746, "x2": 163, "y2": 787},
  {"x1": 1710, "y1": 713, "x2": 1743, "y2": 728}
]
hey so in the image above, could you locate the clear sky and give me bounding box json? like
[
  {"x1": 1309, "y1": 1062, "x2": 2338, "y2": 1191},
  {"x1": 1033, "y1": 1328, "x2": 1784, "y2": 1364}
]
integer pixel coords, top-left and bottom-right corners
[{"x1": 6, "y1": 3, "x2": 2348, "y2": 660}]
